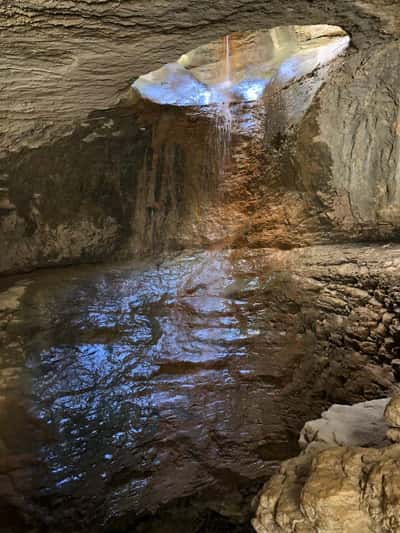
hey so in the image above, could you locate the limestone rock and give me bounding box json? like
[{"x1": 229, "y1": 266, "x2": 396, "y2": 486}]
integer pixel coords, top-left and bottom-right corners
[
  {"x1": 253, "y1": 398, "x2": 400, "y2": 533},
  {"x1": 1, "y1": 1, "x2": 399, "y2": 157},
  {"x1": 385, "y1": 395, "x2": 400, "y2": 428},
  {"x1": 1, "y1": 2, "x2": 400, "y2": 274},
  {"x1": 0, "y1": 286, "x2": 26, "y2": 314},
  {"x1": 386, "y1": 428, "x2": 400, "y2": 443},
  {"x1": 299, "y1": 398, "x2": 390, "y2": 451}
]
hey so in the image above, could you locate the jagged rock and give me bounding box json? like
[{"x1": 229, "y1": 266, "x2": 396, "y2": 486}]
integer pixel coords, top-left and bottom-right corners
[
  {"x1": 253, "y1": 399, "x2": 400, "y2": 533},
  {"x1": 382, "y1": 312, "x2": 395, "y2": 325},
  {"x1": 391, "y1": 360, "x2": 400, "y2": 381},
  {"x1": 386, "y1": 429, "x2": 400, "y2": 443},
  {"x1": 1, "y1": 1, "x2": 399, "y2": 157},
  {"x1": 0, "y1": 286, "x2": 26, "y2": 314}
]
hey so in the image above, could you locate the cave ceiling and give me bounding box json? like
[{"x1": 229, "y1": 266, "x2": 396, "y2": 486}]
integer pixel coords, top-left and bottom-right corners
[{"x1": 0, "y1": 0, "x2": 399, "y2": 156}]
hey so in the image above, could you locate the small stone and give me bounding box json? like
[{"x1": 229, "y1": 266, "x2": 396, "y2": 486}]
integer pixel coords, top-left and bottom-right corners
[
  {"x1": 375, "y1": 323, "x2": 387, "y2": 337},
  {"x1": 378, "y1": 350, "x2": 393, "y2": 364},
  {"x1": 369, "y1": 297, "x2": 383, "y2": 308},
  {"x1": 359, "y1": 341, "x2": 377, "y2": 355},
  {"x1": 385, "y1": 336, "x2": 395, "y2": 347},
  {"x1": 384, "y1": 395, "x2": 400, "y2": 428},
  {"x1": 344, "y1": 324, "x2": 369, "y2": 339},
  {"x1": 351, "y1": 306, "x2": 380, "y2": 322},
  {"x1": 374, "y1": 290, "x2": 386, "y2": 303},
  {"x1": 341, "y1": 286, "x2": 369, "y2": 301},
  {"x1": 389, "y1": 319, "x2": 400, "y2": 336},
  {"x1": 386, "y1": 428, "x2": 400, "y2": 443}
]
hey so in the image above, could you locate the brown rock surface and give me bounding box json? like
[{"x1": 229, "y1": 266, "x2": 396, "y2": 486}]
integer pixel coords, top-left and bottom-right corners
[
  {"x1": 385, "y1": 395, "x2": 400, "y2": 428},
  {"x1": 253, "y1": 396, "x2": 400, "y2": 533},
  {"x1": 0, "y1": 243, "x2": 399, "y2": 531},
  {"x1": 1, "y1": 1, "x2": 400, "y2": 274}
]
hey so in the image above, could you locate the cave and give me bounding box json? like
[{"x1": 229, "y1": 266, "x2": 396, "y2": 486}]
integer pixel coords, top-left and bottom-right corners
[{"x1": 1, "y1": 2, "x2": 400, "y2": 533}]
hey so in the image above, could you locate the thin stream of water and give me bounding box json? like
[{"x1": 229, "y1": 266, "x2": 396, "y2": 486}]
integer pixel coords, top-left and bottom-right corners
[{"x1": 215, "y1": 35, "x2": 233, "y2": 171}]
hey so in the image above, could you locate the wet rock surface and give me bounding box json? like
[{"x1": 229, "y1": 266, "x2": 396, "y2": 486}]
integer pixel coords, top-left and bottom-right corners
[
  {"x1": 0, "y1": 107, "x2": 149, "y2": 274},
  {"x1": 2, "y1": 38, "x2": 400, "y2": 274},
  {"x1": 253, "y1": 394, "x2": 400, "y2": 533},
  {"x1": 296, "y1": 41, "x2": 400, "y2": 241},
  {"x1": 0, "y1": 243, "x2": 399, "y2": 531}
]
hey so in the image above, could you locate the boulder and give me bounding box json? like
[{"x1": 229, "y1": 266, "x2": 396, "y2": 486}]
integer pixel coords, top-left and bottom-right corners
[{"x1": 253, "y1": 398, "x2": 400, "y2": 533}]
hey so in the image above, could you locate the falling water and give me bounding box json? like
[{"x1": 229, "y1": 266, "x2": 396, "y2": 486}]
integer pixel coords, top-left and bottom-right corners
[
  {"x1": 215, "y1": 34, "x2": 233, "y2": 170},
  {"x1": 224, "y1": 34, "x2": 231, "y2": 82}
]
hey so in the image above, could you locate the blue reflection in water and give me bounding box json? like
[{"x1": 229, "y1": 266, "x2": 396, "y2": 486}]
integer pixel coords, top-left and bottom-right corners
[{"x1": 17, "y1": 250, "x2": 289, "y2": 520}]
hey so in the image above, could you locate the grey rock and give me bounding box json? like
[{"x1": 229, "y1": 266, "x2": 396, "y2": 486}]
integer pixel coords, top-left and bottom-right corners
[{"x1": 299, "y1": 398, "x2": 390, "y2": 451}]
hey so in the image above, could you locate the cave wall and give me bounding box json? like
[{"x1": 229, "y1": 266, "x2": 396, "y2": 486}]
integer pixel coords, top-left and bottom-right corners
[
  {"x1": 0, "y1": 108, "x2": 148, "y2": 273},
  {"x1": 125, "y1": 42, "x2": 400, "y2": 253},
  {"x1": 1, "y1": 1, "x2": 400, "y2": 274},
  {"x1": 1, "y1": 0, "x2": 398, "y2": 157},
  {"x1": 294, "y1": 42, "x2": 400, "y2": 241}
]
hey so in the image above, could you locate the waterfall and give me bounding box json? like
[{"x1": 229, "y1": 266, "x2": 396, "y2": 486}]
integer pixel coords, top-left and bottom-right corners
[
  {"x1": 224, "y1": 35, "x2": 231, "y2": 83},
  {"x1": 215, "y1": 34, "x2": 233, "y2": 170}
]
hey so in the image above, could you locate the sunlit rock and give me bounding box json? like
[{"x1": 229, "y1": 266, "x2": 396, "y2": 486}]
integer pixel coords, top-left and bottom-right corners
[
  {"x1": 385, "y1": 395, "x2": 400, "y2": 428},
  {"x1": 252, "y1": 398, "x2": 400, "y2": 533},
  {"x1": 130, "y1": 25, "x2": 350, "y2": 107}
]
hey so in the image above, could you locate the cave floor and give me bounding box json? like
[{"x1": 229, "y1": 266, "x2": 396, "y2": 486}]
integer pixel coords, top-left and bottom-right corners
[{"x1": 0, "y1": 243, "x2": 398, "y2": 532}]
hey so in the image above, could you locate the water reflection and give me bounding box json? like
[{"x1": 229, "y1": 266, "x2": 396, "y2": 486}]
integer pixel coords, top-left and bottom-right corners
[{"x1": 8, "y1": 249, "x2": 304, "y2": 527}]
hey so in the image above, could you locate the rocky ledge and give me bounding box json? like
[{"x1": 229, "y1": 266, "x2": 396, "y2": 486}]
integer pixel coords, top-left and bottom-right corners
[{"x1": 253, "y1": 395, "x2": 400, "y2": 533}]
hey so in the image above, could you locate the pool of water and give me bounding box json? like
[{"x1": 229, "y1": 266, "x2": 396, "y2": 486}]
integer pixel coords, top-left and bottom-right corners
[{"x1": 0, "y1": 248, "x2": 309, "y2": 531}]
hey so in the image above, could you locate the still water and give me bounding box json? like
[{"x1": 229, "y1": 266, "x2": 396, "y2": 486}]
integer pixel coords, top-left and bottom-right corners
[{"x1": 1, "y1": 249, "x2": 307, "y2": 531}]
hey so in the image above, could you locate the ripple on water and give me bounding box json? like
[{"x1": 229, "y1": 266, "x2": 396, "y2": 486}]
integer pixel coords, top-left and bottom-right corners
[{"x1": 4, "y1": 249, "x2": 302, "y2": 527}]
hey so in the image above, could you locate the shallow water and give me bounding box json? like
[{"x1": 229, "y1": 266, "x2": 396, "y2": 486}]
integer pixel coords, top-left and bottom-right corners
[{"x1": 0, "y1": 249, "x2": 306, "y2": 531}]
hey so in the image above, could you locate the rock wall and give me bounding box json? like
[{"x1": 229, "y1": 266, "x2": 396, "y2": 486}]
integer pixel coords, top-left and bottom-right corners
[
  {"x1": 295, "y1": 42, "x2": 400, "y2": 241},
  {"x1": 0, "y1": 61, "x2": 330, "y2": 272},
  {"x1": 1, "y1": 1, "x2": 398, "y2": 157},
  {"x1": 244, "y1": 244, "x2": 400, "y2": 430},
  {"x1": 1, "y1": 1, "x2": 400, "y2": 274},
  {"x1": 0, "y1": 107, "x2": 149, "y2": 273},
  {"x1": 127, "y1": 41, "x2": 400, "y2": 255}
]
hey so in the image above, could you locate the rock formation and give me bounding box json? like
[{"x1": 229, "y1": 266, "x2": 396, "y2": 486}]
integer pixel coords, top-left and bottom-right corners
[
  {"x1": 253, "y1": 395, "x2": 400, "y2": 533},
  {"x1": 1, "y1": 1, "x2": 400, "y2": 273}
]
